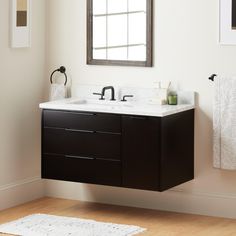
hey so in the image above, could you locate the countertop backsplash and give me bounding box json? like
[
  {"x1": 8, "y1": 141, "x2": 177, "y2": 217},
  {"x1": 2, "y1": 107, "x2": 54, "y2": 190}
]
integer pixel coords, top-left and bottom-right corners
[{"x1": 73, "y1": 84, "x2": 195, "y2": 106}]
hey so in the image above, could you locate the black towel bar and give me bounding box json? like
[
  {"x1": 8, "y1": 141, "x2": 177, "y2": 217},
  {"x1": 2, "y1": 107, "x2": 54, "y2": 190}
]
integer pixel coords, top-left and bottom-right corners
[
  {"x1": 50, "y1": 66, "x2": 67, "y2": 85},
  {"x1": 209, "y1": 74, "x2": 217, "y2": 81}
]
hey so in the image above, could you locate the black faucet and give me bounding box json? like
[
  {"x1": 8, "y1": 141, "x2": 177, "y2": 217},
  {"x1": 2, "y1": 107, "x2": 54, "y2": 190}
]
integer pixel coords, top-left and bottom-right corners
[{"x1": 93, "y1": 86, "x2": 116, "y2": 101}]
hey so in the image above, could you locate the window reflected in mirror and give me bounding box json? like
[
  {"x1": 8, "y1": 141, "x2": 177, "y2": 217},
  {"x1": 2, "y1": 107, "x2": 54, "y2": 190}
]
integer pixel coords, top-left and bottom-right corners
[
  {"x1": 17, "y1": 0, "x2": 27, "y2": 27},
  {"x1": 87, "y1": 0, "x2": 153, "y2": 67}
]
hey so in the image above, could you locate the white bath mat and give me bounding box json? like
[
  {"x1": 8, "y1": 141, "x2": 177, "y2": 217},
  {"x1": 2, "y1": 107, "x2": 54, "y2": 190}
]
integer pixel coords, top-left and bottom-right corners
[{"x1": 0, "y1": 214, "x2": 146, "y2": 236}]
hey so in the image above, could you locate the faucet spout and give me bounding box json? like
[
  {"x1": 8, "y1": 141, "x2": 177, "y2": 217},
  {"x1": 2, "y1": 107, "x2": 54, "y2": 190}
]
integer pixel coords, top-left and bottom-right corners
[{"x1": 102, "y1": 86, "x2": 116, "y2": 101}]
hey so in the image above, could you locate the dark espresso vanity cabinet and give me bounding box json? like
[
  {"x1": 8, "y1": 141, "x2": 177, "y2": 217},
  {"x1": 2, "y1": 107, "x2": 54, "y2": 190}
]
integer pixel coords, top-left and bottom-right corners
[{"x1": 42, "y1": 109, "x2": 194, "y2": 192}]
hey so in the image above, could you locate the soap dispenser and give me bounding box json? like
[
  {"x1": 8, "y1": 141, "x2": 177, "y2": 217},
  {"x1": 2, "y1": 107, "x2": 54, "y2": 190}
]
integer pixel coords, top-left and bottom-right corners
[{"x1": 151, "y1": 81, "x2": 171, "y2": 105}]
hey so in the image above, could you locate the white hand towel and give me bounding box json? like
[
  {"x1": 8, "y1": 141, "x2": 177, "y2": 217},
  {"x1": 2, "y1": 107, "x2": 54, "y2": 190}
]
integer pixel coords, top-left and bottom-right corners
[
  {"x1": 213, "y1": 76, "x2": 236, "y2": 170},
  {"x1": 49, "y1": 84, "x2": 67, "y2": 101}
]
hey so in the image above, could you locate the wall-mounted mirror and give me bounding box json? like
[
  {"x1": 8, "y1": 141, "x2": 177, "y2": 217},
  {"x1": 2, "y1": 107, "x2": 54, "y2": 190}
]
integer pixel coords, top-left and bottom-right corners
[{"x1": 87, "y1": 0, "x2": 153, "y2": 67}]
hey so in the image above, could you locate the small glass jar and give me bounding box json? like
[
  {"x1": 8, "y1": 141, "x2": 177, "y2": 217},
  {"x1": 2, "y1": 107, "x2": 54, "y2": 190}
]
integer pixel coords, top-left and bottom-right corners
[{"x1": 168, "y1": 94, "x2": 178, "y2": 105}]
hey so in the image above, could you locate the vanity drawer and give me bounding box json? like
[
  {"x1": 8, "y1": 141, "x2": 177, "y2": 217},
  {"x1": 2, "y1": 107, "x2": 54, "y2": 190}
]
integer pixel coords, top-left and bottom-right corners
[
  {"x1": 94, "y1": 159, "x2": 121, "y2": 186},
  {"x1": 43, "y1": 110, "x2": 121, "y2": 133},
  {"x1": 42, "y1": 154, "x2": 94, "y2": 183},
  {"x1": 43, "y1": 127, "x2": 121, "y2": 160},
  {"x1": 42, "y1": 154, "x2": 121, "y2": 186}
]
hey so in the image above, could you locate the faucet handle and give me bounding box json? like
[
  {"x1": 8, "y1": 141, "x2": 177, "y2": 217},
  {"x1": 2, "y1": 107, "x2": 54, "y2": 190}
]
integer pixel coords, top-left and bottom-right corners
[
  {"x1": 121, "y1": 95, "x2": 134, "y2": 102},
  {"x1": 93, "y1": 93, "x2": 105, "y2": 100}
]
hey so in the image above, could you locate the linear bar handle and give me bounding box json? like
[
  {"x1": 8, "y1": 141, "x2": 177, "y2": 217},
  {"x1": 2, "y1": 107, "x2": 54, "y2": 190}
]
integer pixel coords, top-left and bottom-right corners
[
  {"x1": 65, "y1": 155, "x2": 94, "y2": 160},
  {"x1": 127, "y1": 116, "x2": 148, "y2": 120},
  {"x1": 65, "y1": 128, "x2": 95, "y2": 133}
]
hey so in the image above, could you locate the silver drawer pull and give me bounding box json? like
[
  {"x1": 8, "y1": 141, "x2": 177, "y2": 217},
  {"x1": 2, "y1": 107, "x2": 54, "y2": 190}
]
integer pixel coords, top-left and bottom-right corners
[
  {"x1": 65, "y1": 128, "x2": 95, "y2": 133},
  {"x1": 65, "y1": 155, "x2": 94, "y2": 160},
  {"x1": 128, "y1": 116, "x2": 148, "y2": 120},
  {"x1": 67, "y1": 112, "x2": 96, "y2": 116}
]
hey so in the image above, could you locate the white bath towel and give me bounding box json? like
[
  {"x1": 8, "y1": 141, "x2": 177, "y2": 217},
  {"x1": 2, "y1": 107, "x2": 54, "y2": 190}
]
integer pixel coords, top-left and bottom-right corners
[
  {"x1": 49, "y1": 84, "x2": 67, "y2": 101},
  {"x1": 213, "y1": 76, "x2": 236, "y2": 170}
]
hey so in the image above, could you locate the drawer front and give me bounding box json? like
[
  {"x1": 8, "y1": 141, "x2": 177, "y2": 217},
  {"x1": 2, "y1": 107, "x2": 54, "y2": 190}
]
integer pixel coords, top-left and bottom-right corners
[
  {"x1": 42, "y1": 154, "x2": 121, "y2": 186},
  {"x1": 43, "y1": 110, "x2": 121, "y2": 133},
  {"x1": 43, "y1": 128, "x2": 121, "y2": 160},
  {"x1": 42, "y1": 154, "x2": 93, "y2": 183},
  {"x1": 94, "y1": 159, "x2": 121, "y2": 186}
]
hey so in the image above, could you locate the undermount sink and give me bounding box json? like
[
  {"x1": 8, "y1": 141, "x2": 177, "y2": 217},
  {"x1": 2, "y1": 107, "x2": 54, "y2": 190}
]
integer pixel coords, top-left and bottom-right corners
[{"x1": 67, "y1": 99, "x2": 134, "y2": 109}]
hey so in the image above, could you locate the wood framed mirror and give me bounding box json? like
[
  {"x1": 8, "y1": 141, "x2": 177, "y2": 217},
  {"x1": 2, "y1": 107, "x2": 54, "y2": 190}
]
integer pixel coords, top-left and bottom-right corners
[{"x1": 87, "y1": 0, "x2": 153, "y2": 67}]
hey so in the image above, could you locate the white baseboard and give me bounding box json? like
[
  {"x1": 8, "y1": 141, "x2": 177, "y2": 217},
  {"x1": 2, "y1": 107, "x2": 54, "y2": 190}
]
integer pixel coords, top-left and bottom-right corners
[
  {"x1": 0, "y1": 176, "x2": 44, "y2": 211},
  {"x1": 45, "y1": 180, "x2": 236, "y2": 219},
  {"x1": 2, "y1": 177, "x2": 236, "y2": 219}
]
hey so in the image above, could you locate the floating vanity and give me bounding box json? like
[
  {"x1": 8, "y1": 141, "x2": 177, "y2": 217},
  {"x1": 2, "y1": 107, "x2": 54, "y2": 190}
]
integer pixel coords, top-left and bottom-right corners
[{"x1": 40, "y1": 96, "x2": 195, "y2": 192}]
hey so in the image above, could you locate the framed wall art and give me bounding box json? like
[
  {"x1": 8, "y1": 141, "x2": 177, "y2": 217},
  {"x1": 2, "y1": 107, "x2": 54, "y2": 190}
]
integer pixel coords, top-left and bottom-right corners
[
  {"x1": 10, "y1": 0, "x2": 31, "y2": 48},
  {"x1": 220, "y1": 0, "x2": 236, "y2": 44}
]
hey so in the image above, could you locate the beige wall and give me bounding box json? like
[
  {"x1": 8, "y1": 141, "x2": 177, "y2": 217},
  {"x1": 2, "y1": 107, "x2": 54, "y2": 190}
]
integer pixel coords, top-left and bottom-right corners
[
  {"x1": 0, "y1": 0, "x2": 46, "y2": 209},
  {"x1": 45, "y1": 0, "x2": 236, "y2": 218}
]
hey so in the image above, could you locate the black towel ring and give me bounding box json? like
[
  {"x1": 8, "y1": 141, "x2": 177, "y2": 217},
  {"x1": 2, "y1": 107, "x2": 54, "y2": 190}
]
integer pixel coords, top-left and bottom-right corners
[{"x1": 50, "y1": 66, "x2": 67, "y2": 86}]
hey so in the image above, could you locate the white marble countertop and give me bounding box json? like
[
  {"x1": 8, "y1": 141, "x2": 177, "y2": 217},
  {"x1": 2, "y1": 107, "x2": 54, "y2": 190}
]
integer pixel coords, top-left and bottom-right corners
[{"x1": 39, "y1": 98, "x2": 195, "y2": 117}]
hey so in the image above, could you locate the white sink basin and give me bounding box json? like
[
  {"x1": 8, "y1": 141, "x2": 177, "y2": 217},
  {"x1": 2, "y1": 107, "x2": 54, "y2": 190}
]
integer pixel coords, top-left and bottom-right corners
[{"x1": 67, "y1": 99, "x2": 134, "y2": 109}]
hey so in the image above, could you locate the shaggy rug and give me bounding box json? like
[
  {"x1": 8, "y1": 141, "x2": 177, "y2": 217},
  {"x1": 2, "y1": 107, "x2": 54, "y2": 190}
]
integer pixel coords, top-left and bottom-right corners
[{"x1": 0, "y1": 214, "x2": 146, "y2": 236}]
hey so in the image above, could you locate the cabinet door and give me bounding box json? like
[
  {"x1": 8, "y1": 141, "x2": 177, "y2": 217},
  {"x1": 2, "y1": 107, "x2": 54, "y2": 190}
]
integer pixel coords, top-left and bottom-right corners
[{"x1": 122, "y1": 116, "x2": 160, "y2": 191}]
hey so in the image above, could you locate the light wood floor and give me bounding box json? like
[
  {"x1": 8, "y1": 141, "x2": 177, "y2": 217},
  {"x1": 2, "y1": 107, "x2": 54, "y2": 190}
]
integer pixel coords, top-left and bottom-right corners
[{"x1": 0, "y1": 197, "x2": 235, "y2": 236}]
